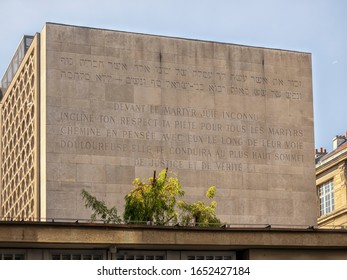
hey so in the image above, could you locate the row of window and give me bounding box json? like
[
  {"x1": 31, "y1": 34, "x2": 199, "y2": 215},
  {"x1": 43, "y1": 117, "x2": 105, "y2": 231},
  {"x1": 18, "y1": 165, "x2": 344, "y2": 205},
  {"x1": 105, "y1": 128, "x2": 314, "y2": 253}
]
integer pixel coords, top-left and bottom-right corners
[
  {"x1": 115, "y1": 255, "x2": 164, "y2": 260},
  {"x1": 52, "y1": 254, "x2": 103, "y2": 260},
  {"x1": 0, "y1": 251, "x2": 236, "y2": 260},
  {"x1": 0, "y1": 253, "x2": 24, "y2": 260}
]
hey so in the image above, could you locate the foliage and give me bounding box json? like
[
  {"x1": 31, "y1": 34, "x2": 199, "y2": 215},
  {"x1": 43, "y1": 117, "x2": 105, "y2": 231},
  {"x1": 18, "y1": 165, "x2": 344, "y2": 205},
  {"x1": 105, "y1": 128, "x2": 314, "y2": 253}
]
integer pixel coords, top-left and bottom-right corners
[
  {"x1": 81, "y1": 189, "x2": 121, "y2": 223},
  {"x1": 81, "y1": 169, "x2": 221, "y2": 227},
  {"x1": 123, "y1": 168, "x2": 184, "y2": 225},
  {"x1": 178, "y1": 186, "x2": 221, "y2": 227}
]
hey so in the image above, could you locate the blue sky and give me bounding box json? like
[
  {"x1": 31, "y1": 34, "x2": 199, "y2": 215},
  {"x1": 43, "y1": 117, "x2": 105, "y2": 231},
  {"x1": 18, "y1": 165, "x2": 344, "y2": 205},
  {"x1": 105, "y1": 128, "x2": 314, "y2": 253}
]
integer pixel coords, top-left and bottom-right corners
[{"x1": 0, "y1": 0, "x2": 346, "y2": 152}]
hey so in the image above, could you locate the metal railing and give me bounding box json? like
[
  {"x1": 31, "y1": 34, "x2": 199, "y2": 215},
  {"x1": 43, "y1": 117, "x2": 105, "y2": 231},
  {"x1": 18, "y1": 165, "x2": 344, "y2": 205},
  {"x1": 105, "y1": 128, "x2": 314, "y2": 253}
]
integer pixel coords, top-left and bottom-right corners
[
  {"x1": 1, "y1": 35, "x2": 34, "y2": 95},
  {"x1": 0, "y1": 216, "x2": 345, "y2": 230}
]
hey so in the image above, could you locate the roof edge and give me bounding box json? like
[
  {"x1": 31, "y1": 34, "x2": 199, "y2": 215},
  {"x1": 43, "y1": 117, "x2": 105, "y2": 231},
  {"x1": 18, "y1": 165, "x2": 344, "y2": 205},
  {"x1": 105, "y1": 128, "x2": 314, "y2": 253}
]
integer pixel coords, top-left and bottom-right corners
[{"x1": 44, "y1": 22, "x2": 312, "y2": 55}]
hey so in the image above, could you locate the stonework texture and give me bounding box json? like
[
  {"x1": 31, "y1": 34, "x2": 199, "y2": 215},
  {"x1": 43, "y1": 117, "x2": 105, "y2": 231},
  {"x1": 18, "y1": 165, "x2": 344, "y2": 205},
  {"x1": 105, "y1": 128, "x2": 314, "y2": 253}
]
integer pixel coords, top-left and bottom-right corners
[
  {"x1": 2, "y1": 23, "x2": 316, "y2": 226},
  {"x1": 317, "y1": 158, "x2": 347, "y2": 228}
]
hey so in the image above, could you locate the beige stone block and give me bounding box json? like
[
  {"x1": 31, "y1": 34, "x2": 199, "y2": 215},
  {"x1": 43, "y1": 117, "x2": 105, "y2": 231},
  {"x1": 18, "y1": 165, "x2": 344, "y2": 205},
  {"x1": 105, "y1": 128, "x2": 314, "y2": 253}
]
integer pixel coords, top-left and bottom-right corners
[
  {"x1": 134, "y1": 87, "x2": 161, "y2": 105},
  {"x1": 46, "y1": 181, "x2": 61, "y2": 192},
  {"x1": 61, "y1": 154, "x2": 91, "y2": 164},
  {"x1": 47, "y1": 96, "x2": 62, "y2": 106},
  {"x1": 243, "y1": 173, "x2": 268, "y2": 190},
  {"x1": 46, "y1": 162, "x2": 76, "y2": 182},
  {"x1": 76, "y1": 163, "x2": 106, "y2": 183},
  {"x1": 90, "y1": 100, "x2": 114, "y2": 112},
  {"x1": 46, "y1": 41, "x2": 63, "y2": 52},
  {"x1": 62, "y1": 43, "x2": 92, "y2": 55},
  {"x1": 46, "y1": 24, "x2": 75, "y2": 43},
  {"x1": 46, "y1": 190, "x2": 76, "y2": 209},
  {"x1": 46, "y1": 152, "x2": 61, "y2": 163},
  {"x1": 46, "y1": 106, "x2": 62, "y2": 125},
  {"x1": 105, "y1": 165, "x2": 134, "y2": 184},
  {"x1": 120, "y1": 157, "x2": 135, "y2": 166},
  {"x1": 61, "y1": 97, "x2": 91, "y2": 109},
  {"x1": 46, "y1": 137, "x2": 62, "y2": 154},
  {"x1": 105, "y1": 84, "x2": 134, "y2": 103},
  {"x1": 60, "y1": 165, "x2": 76, "y2": 182},
  {"x1": 94, "y1": 155, "x2": 121, "y2": 165},
  {"x1": 47, "y1": 50, "x2": 77, "y2": 72},
  {"x1": 75, "y1": 28, "x2": 106, "y2": 47},
  {"x1": 47, "y1": 162, "x2": 61, "y2": 181},
  {"x1": 46, "y1": 124, "x2": 62, "y2": 136}
]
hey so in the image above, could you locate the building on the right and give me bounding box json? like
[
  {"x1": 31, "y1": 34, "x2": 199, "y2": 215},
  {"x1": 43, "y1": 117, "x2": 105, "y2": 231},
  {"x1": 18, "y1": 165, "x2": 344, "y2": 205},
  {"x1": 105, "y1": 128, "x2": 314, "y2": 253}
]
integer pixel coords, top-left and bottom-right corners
[{"x1": 316, "y1": 133, "x2": 347, "y2": 228}]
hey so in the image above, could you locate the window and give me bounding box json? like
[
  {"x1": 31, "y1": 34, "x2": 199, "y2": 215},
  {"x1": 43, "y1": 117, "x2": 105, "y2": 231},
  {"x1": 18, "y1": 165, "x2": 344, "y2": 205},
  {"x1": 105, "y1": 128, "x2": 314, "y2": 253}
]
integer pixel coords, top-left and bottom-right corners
[
  {"x1": 187, "y1": 255, "x2": 233, "y2": 260},
  {"x1": 50, "y1": 250, "x2": 105, "y2": 260},
  {"x1": 181, "y1": 251, "x2": 236, "y2": 260},
  {"x1": 115, "y1": 251, "x2": 165, "y2": 260},
  {"x1": 319, "y1": 180, "x2": 334, "y2": 216},
  {"x1": 51, "y1": 254, "x2": 103, "y2": 260},
  {"x1": 0, "y1": 253, "x2": 25, "y2": 260},
  {"x1": 115, "y1": 255, "x2": 164, "y2": 260}
]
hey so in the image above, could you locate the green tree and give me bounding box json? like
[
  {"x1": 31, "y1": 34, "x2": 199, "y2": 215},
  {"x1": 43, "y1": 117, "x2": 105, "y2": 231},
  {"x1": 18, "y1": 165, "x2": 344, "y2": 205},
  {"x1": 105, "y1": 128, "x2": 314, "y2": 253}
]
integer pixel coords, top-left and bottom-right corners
[
  {"x1": 123, "y1": 168, "x2": 184, "y2": 225},
  {"x1": 81, "y1": 169, "x2": 221, "y2": 227},
  {"x1": 81, "y1": 189, "x2": 121, "y2": 223},
  {"x1": 178, "y1": 186, "x2": 221, "y2": 227}
]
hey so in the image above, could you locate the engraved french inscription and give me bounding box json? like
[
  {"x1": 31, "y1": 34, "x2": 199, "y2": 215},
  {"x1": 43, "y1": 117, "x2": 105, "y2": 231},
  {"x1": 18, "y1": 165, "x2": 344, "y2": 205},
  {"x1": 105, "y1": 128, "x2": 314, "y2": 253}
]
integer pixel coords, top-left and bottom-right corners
[{"x1": 45, "y1": 24, "x2": 315, "y2": 226}]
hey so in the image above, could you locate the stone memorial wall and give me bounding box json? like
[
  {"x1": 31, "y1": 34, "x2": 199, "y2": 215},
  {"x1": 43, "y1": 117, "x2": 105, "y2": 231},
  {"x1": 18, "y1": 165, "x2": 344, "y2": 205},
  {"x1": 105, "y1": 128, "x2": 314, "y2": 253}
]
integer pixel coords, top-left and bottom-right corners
[{"x1": 42, "y1": 23, "x2": 316, "y2": 225}]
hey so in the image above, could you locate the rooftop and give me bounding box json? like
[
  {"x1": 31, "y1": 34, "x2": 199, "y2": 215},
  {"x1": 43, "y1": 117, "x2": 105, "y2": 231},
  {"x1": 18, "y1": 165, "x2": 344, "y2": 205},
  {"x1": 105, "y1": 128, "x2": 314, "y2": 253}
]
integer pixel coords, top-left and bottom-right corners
[
  {"x1": 1, "y1": 220, "x2": 347, "y2": 251},
  {"x1": 316, "y1": 132, "x2": 347, "y2": 167}
]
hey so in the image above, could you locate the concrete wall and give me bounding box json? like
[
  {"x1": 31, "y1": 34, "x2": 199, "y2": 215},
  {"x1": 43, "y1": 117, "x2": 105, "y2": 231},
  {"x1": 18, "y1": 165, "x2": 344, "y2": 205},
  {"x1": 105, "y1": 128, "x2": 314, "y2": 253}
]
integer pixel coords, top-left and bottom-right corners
[
  {"x1": 248, "y1": 249, "x2": 347, "y2": 260},
  {"x1": 1, "y1": 223, "x2": 347, "y2": 259},
  {"x1": 41, "y1": 23, "x2": 316, "y2": 225}
]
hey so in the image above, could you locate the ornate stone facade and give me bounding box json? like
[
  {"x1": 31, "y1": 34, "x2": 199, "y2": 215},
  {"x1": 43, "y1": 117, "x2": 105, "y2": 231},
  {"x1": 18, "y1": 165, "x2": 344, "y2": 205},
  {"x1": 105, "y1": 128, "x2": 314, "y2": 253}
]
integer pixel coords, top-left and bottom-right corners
[{"x1": 0, "y1": 36, "x2": 39, "y2": 220}]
